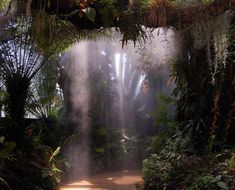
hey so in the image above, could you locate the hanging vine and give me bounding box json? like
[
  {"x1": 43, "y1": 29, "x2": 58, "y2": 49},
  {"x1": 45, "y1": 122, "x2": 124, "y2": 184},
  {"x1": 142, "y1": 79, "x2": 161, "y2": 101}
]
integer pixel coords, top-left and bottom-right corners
[
  {"x1": 190, "y1": 11, "x2": 232, "y2": 85},
  {"x1": 212, "y1": 12, "x2": 231, "y2": 77}
]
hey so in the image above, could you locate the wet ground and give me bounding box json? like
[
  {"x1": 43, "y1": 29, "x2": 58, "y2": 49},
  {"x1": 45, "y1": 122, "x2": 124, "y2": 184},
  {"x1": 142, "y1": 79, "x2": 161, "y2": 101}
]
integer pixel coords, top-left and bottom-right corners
[{"x1": 60, "y1": 170, "x2": 142, "y2": 190}]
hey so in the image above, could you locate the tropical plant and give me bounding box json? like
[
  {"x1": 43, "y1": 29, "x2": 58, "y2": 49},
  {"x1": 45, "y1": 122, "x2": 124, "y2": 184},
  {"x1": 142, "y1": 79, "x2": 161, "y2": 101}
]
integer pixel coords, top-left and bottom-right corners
[
  {"x1": 142, "y1": 135, "x2": 234, "y2": 190},
  {"x1": 27, "y1": 56, "x2": 63, "y2": 119},
  {"x1": 152, "y1": 92, "x2": 176, "y2": 128},
  {"x1": 0, "y1": 136, "x2": 15, "y2": 190},
  {"x1": 0, "y1": 16, "x2": 66, "y2": 144},
  {"x1": 169, "y1": 11, "x2": 235, "y2": 152},
  {"x1": 0, "y1": 146, "x2": 64, "y2": 190}
]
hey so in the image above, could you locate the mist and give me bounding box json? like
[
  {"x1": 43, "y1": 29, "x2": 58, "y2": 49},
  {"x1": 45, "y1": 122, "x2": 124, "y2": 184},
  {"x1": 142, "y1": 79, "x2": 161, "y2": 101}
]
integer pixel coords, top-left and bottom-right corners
[{"x1": 59, "y1": 28, "x2": 178, "y2": 180}]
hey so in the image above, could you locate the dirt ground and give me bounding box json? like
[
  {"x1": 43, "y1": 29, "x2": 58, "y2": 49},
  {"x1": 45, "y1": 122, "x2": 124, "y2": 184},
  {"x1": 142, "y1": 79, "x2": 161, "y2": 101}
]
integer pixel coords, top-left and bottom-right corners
[{"x1": 60, "y1": 170, "x2": 142, "y2": 190}]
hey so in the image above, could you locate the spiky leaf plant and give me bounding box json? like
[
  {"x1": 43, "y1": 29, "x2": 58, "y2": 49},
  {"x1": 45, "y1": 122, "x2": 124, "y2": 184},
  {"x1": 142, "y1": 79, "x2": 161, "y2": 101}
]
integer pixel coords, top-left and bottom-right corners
[
  {"x1": 0, "y1": 16, "x2": 65, "y2": 143},
  {"x1": 27, "y1": 56, "x2": 63, "y2": 119}
]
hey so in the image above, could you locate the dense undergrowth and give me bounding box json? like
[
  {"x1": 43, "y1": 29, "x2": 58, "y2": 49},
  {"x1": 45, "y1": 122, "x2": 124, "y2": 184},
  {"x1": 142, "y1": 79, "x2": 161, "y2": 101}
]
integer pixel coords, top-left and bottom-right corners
[
  {"x1": 138, "y1": 11, "x2": 235, "y2": 189},
  {"x1": 137, "y1": 92, "x2": 235, "y2": 190},
  {"x1": 0, "y1": 118, "x2": 66, "y2": 190},
  {"x1": 140, "y1": 128, "x2": 235, "y2": 190},
  {"x1": 0, "y1": 1, "x2": 234, "y2": 189}
]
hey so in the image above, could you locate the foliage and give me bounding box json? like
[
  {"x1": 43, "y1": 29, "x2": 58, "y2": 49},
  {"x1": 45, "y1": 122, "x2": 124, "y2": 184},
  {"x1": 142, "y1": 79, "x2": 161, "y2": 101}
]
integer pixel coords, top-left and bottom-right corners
[
  {"x1": 0, "y1": 148, "x2": 63, "y2": 190},
  {"x1": 0, "y1": 0, "x2": 10, "y2": 12},
  {"x1": 0, "y1": 15, "x2": 66, "y2": 144},
  {"x1": 190, "y1": 11, "x2": 232, "y2": 85},
  {"x1": 0, "y1": 2, "x2": 233, "y2": 190},
  {"x1": 90, "y1": 125, "x2": 126, "y2": 172},
  {"x1": 86, "y1": 48, "x2": 151, "y2": 172},
  {"x1": 141, "y1": 88, "x2": 235, "y2": 190},
  {"x1": 98, "y1": 0, "x2": 119, "y2": 27},
  {"x1": 32, "y1": 10, "x2": 114, "y2": 54},
  {"x1": 118, "y1": 11, "x2": 147, "y2": 47},
  {"x1": 173, "y1": 0, "x2": 214, "y2": 6},
  {"x1": 0, "y1": 137, "x2": 15, "y2": 190},
  {"x1": 170, "y1": 15, "x2": 235, "y2": 151},
  {"x1": 27, "y1": 56, "x2": 63, "y2": 119},
  {"x1": 31, "y1": 11, "x2": 78, "y2": 54},
  {"x1": 0, "y1": 117, "x2": 66, "y2": 190},
  {"x1": 91, "y1": 126, "x2": 151, "y2": 172},
  {"x1": 142, "y1": 135, "x2": 235, "y2": 190},
  {"x1": 0, "y1": 139, "x2": 16, "y2": 168},
  {"x1": 0, "y1": 176, "x2": 11, "y2": 190},
  {"x1": 148, "y1": 92, "x2": 177, "y2": 153},
  {"x1": 87, "y1": 53, "x2": 122, "y2": 172},
  {"x1": 152, "y1": 92, "x2": 176, "y2": 127}
]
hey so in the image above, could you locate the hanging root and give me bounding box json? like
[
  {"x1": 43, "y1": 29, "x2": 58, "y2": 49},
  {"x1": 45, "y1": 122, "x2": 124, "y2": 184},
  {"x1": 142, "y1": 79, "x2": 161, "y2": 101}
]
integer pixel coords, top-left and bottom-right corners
[{"x1": 147, "y1": 0, "x2": 173, "y2": 27}]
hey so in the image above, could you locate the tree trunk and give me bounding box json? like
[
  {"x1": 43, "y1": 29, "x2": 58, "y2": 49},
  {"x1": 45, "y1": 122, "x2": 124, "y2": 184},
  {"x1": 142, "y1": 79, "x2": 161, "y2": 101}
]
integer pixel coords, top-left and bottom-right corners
[{"x1": 5, "y1": 74, "x2": 30, "y2": 144}]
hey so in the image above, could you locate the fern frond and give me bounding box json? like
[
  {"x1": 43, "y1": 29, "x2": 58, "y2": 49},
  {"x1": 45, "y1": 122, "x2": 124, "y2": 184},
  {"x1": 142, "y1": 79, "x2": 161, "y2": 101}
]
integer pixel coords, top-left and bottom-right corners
[
  {"x1": 49, "y1": 147, "x2": 61, "y2": 163},
  {"x1": 0, "y1": 177, "x2": 11, "y2": 190}
]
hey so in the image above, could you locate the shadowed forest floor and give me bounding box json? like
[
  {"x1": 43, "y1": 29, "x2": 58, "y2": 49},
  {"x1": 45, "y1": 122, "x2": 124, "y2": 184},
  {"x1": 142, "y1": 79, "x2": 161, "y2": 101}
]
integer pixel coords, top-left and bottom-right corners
[{"x1": 60, "y1": 170, "x2": 142, "y2": 190}]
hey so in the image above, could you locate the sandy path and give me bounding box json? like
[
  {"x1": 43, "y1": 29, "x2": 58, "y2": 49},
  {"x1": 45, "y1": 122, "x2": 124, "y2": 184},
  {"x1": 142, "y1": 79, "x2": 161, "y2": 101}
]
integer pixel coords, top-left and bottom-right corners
[{"x1": 60, "y1": 170, "x2": 142, "y2": 190}]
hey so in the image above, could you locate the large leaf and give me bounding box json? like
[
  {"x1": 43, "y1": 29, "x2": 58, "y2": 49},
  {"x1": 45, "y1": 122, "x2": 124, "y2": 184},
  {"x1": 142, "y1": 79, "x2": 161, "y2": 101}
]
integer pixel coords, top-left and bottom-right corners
[{"x1": 217, "y1": 181, "x2": 229, "y2": 190}]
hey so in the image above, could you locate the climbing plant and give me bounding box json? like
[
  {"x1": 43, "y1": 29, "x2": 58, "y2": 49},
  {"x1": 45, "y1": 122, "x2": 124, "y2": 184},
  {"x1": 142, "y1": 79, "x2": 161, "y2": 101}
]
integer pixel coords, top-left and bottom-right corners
[{"x1": 170, "y1": 11, "x2": 235, "y2": 151}]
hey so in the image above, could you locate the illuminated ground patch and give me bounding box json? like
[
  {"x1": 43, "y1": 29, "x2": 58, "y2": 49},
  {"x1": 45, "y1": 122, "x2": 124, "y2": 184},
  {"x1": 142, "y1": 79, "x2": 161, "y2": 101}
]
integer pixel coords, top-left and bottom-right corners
[{"x1": 60, "y1": 170, "x2": 142, "y2": 190}]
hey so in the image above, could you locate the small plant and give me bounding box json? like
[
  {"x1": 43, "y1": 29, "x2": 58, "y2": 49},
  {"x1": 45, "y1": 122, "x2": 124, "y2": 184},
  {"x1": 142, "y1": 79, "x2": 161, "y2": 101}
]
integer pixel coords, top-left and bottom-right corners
[
  {"x1": 142, "y1": 143, "x2": 235, "y2": 190},
  {"x1": 152, "y1": 92, "x2": 176, "y2": 128}
]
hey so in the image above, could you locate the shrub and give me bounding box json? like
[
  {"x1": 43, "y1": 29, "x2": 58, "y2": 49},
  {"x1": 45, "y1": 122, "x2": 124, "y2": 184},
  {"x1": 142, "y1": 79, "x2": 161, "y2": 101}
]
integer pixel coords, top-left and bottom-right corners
[
  {"x1": 142, "y1": 135, "x2": 235, "y2": 190},
  {"x1": 0, "y1": 147, "x2": 63, "y2": 190}
]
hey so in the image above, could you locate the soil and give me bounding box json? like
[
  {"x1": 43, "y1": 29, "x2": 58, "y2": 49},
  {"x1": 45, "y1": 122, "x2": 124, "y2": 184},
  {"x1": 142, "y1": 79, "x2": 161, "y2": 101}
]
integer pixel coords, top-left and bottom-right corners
[{"x1": 60, "y1": 170, "x2": 143, "y2": 190}]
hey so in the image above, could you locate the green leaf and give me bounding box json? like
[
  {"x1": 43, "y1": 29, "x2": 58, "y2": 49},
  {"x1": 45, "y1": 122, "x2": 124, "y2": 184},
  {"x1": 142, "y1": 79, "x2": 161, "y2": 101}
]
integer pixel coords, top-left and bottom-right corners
[
  {"x1": 0, "y1": 177, "x2": 11, "y2": 190},
  {"x1": 217, "y1": 181, "x2": 229, "y2": 190},
  {"x1": 49, "y1": 147, "x2": 61, "y2": 162},
  {"x1": 0, "y1": 0, "x2": 11, "y2": 11},
  {"x1": 0, "y1": 136, "x2": 5, "y2": 143},
  {"x1": 201, "y1": 0, "x2": 214, "y2": 5},
  {"x1": 42, "y1": 172, "x2": 50, "y2": 178},
  {"x1": 52, "y1": 167, "x2": 63, "y2": 173},
  {"x1": 97, "y1": 127, "x2": 107, "y2": 136},
  {"x1": 0, "y1": 141, "x2": 16, "y2": 159},
  {"x1": 214, "y1": 175, "x2": 222, "y2": 182},
  {"x1": 95, "y1": 147, "x2": 105, "y2": 153},
  {"x1": 84, "y1": 8, "x2": 96, "y2": 22}
]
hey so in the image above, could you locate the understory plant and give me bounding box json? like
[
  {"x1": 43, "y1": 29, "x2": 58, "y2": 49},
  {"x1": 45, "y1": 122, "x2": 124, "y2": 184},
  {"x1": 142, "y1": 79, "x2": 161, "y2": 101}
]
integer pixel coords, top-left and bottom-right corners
[
  {"x1": 141, "y1": 127, "x2": 235, "y2": 190},
  {"x1": 0, "y1": 147, "x2": 63, "y2": 190},
  {"x1": 0, "y1": 118, "x2": 66, "y2": 190},
  {"x1": 140, "y1": 91, "x2": 235, "y2": 190}
]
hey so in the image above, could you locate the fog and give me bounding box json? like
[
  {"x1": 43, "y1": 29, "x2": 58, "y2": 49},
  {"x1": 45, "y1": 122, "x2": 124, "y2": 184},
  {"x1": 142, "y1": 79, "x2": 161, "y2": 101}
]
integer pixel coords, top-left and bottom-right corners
[{"x1": 59, "y1": 28, "x2": 178, "y2": 180}]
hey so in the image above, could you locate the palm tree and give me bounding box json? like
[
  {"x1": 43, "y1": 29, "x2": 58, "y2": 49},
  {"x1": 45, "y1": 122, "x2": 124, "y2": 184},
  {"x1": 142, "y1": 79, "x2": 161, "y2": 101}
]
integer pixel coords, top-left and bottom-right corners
[
  {"x1": 0, "y1": 16, "x2": 62, "y2": 143},
  {"x1": 27, "y1": 56, "x2": 63, "y2": 119}
]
